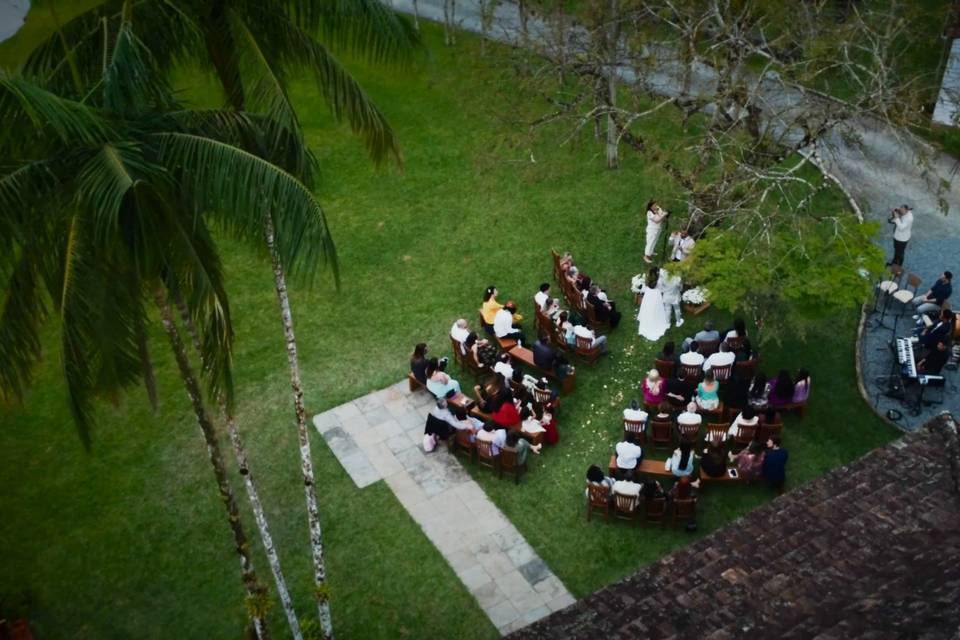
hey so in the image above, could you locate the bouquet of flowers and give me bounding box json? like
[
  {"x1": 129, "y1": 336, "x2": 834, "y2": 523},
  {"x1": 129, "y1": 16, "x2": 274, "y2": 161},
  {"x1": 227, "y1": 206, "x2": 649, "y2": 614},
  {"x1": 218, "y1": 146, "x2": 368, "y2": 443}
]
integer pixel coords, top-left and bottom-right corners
[{"x1": 681, "y1": 287, "x2": 709, "y2": 306}]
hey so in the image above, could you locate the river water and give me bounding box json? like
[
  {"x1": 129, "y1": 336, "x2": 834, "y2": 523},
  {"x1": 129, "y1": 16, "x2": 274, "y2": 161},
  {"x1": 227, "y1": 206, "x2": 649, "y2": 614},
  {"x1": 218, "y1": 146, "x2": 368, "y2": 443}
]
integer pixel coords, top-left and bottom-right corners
[{"x1": 0, "y1": 0, "x2": 31, "y2": 43}]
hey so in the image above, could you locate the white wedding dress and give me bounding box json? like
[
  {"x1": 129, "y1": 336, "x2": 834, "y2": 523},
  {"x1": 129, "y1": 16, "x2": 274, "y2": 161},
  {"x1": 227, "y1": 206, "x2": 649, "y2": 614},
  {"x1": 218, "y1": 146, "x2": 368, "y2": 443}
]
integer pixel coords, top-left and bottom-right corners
[{"x1": 637, "y1": 285, "x2": 669, "y2": 341}]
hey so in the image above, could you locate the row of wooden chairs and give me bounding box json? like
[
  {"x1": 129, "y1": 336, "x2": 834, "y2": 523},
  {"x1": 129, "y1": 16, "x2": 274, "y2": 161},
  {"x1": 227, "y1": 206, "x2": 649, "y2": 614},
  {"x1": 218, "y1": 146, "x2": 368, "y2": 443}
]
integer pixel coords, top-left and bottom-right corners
[
  {"x1": 624, "y1": 416, "x2": 783, "y2": 452},
  {"x1": 550, "y1": 249, "x2": 611, "y2": 334},
  {"x1": 586, "y1": 483, "x2": 696, "y2": 528},
  {"x1": 452, "y1": 433, "x2": 529, "y2": 483},
  {"x1": 654, "y1": 358, "x2": 759, "y2": 383},
  {"x1": 534, "y1": 306, "x2": 604, "y2": 365}
]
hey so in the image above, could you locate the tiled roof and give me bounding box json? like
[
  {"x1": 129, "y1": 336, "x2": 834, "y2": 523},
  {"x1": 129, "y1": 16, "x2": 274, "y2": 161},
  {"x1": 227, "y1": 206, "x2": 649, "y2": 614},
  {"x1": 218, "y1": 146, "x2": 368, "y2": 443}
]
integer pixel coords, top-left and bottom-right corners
[{"x1": 512, "y1": 414, "x2": 960, "y2": 640}]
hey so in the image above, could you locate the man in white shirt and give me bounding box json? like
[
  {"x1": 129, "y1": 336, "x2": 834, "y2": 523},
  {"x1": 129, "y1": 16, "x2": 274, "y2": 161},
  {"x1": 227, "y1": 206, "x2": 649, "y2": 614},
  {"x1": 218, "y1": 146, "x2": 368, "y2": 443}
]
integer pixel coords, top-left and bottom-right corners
[
  {"x1": 493, "y1": 301, "x2": 525, "y2": 345},
  {"x1": 889, "y1": 204, "x2": 914, "y2": 267},
  {"x1": 476, "y1": 423, "x2": 507, "y2": 456},
  {"x1": 677, "y1": 402, "x2": 702, "y2": 428},
  {"x1": 679, "y1": 341, "x2": 705, "y2": 367},
  {"x1": 612, "y1": 479, "x2": 642, "y2": 498},
  {"x1": 703, "y1": 342, "x2": 735, "y2": 372},
  {"x1": 623, "y1": 400, "x2": 648, "y2": 423},
  {"x1": 669, "y1": 230, "x2": 695, "y2": 261},
  {"x1": 450, "y1": 318, "x2": 470, "y2": 349},
  {"x1": 534, "y1": 283, "x2": 551, "y2": 311},
  {"x1": 573, "y1": 324, "x2": 608, "y2": 354},
  {"x1": 493, "y1": 353, "x2": 514, "y2": 382},
  {"x1": 658, "y1": 268, "x2": 684, "y2": 328},
  {"x1": 615, "y1": 435, "x2": 643, "y2": 479}
]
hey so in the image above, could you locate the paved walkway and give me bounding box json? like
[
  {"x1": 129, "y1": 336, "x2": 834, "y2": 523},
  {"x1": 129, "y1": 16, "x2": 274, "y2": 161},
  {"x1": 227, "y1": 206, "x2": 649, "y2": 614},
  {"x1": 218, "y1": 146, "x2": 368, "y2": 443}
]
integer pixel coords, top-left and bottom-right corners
[{"x1": 312, "y1": 382, "x2": 574, "y2": 635}]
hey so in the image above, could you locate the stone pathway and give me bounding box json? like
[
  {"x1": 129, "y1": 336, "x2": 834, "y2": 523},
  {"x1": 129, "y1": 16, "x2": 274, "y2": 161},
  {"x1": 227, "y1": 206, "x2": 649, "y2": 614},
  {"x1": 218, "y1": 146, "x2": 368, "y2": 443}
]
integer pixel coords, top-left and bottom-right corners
[
  {"x1": 312, "y1": 381, "x2": 574, "y2": 635},
  {"x1": 934, "y1": 39, "x2": 960, "y2": 127}
]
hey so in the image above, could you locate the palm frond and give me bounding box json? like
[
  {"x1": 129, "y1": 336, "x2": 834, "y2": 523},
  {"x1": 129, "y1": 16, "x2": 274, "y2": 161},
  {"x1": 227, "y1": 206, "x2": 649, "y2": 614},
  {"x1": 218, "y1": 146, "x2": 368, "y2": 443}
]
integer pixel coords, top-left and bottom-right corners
[
  {"x1": 153, "y1": 132, "x2": 338, "y2": 283},
  {"x1": 280, "y1": 0, "x2": 421, "y2": 65},
  {"x1": 102, "y1": 20, "x2": 177, "y2": 113},
  {"x1": 0, "y1": 244, "x2": 49, "y2": 404}
]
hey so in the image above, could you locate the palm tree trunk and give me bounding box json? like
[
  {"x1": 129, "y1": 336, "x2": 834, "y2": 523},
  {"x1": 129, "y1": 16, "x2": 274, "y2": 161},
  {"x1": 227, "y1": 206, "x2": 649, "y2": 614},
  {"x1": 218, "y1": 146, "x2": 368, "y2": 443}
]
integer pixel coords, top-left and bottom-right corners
[
  {"x1": 172, "y1": 293, "x2": 303, "y2": 640},
  {"x1": 262, "y1": 214, "x2": 334, "y2": 640},
  {"x1": 154, "y1": 288, "x2": 270, "y2": 640}
]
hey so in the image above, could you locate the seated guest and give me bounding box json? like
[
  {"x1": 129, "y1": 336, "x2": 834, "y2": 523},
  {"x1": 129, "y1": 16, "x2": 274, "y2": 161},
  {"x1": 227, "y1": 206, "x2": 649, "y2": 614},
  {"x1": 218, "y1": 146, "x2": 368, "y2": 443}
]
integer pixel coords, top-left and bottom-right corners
[
  {"x1": 475, "y1": 381, "x2": 509, "y2": 414},
  {"x1": 694, "y1": 321, "x2": 720, "y2": 343},
  {"x1": 490, "y1": 393, "x2": 521, "y2": 428},
  {"x1": 668, "y1": 475, "x2": 699, "y2": 500},
  {"x1": 919, "y1": 309, "x2": 955, "y2": 350},
  {"x1": 700, "y1": 438, "x2": 727, "y2": 478},
  {"x1": 703, "y1": 341, "x2": 735, "y2": 372},
  {"x1": 558, "y1": 252, "x2": 574, "y2": 274},
  {"x1": 585, "y1": 464, "x2": 615, "y2": 498},
  {"x1": 533, "y1": 332, "x2": 572, "y2": 379},
  {"x1": 520, "y1": 406, "x2": 546, "y2": 437},
  {"x1": 665, "y1": 441, "x2": 696, "y2": 477},
  {"x1": 623, "y1": 399, "x2": 648, "y2": 423},
  {"x1": 728, "y1": 406, "x2": 759, "y2": 439},
  {"x1": 665, "y1": 377, "x2": 693, "y2": 407},
  {"x1": 918, "y1": 339, "x2": 950, "y2": 374},
  {"x1": 494, "y1": 300, "x2": 526, "y2": 345},
  {"x1": 452, "y1": 407, "x2": 483, "y2": 440},
  {"x1": 913, "y1": 271, "x2": 952, "y2": 316},
  {"x1": 680, "y1": 341, "x2": 705, "y2": 367},
  {"x1": 533, "y1": 400, "x2": 559, "y2": 445},
  {"x1": 642, "y1": 370, "x2": 666, "y2": 406},
  {"x1": 425, "y1": 358, "x2": 461, "y2": 399},
  {"x1": 534, "y1": 283, "x2": 552, "y2": 311},
  {"x1": 641, "y1": 479, "x2": 667, "y2": 500},
  {"x1": 557, "y1": 311, "x2": 576, "y2": 347},
  {"x1": 767, "y1": 369, "x2": 795, "y2": 408},
  {"x1": 573, "y1": 323, "x2": 609, "y2": 354},
  {"x1": 612, "y1": 478, "x2": 642, "y2": 501},
  {"x1": 450, "y1": 319, "x2": 470, "y2": 349},
  {"x1": 410, "y1": 343, "x2": 429, "y2": 384},
  {"x1": 762, "y1": 407, "x2": 781, "y2": 425},
  {"x1": 654, "y1": 402, "x2": 673, "y2": 421},
  {"x1": 464, "y1": 332, "x2": 497, "y2": 369},
  {"x1": 476, "y1": 422, "x2": 507, "y2": 456},
  {"x1": 761, "y1": 436, "x2": 788, "y2": 491},
  {"x1": 733, "y1": 337, "x2": 754, "y2": 362},
  {"x1": 493, "y1": 353, "x2": 514, "y2": 383},
  {"x1": 481, "y1": 285, "x2": 503, "y2": 331},
  {"x1": 729, "y1": 439, "x2": 766, "y2": 480},
  {"x1": 505, "y1": 430, "x2": 542, "y2": 464},
  {"x1": 724, "y1": 318, "x2": 747, "y2": 342},
  {"x1": 657, "y1": 340, "x2": 679, "y2": 365},
  {"x1": 425, "y1": 398, "x2": 460, "y2": 441},
  {"x1": 615, "y1": 434, "x2": 644, "y2": 479},
  {"x1": 566, "y1": 265, "x2": 591, "y2": 289},
  {"x1": 747, "y1": 373, "x2": 771, "y2": 410},
  {"x1": 587, "y1": 284, "x2": 622, "y2": 328},
  {"x1": 792, "y1": 369, "x2": 811, "y2": 404},
  {"x1": 677, "y1": 402, "x2": 702, "y2": 429},
  {"x1": 722, "y1": 371, "x2": 750, "y2": 409},
  {"x1": 695, "y1": 371, "x2": 720, "y2": 411}
]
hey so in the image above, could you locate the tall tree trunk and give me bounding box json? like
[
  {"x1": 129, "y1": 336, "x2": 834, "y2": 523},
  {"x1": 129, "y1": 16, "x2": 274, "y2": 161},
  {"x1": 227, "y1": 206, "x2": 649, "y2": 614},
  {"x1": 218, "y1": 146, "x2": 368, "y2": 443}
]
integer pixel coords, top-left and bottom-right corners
[
  {"x1": 605, "y1": 0, "x2": 620, "y2": 169},
  {"x1": 412, "y1": 0, "x2": 420, "y2": 31},
  {"x1": 172, "y1": 293, "x2": 303, "y2": 640},
  {"x1": 154, "y1": 288, "x2": 270, "y2": 640},
  {"x1": 262, "y1": 214, "x2": 334, "y2": 640},
  {"x1": 518, "y1": 0, "x2": 529, "y2": 43},
  {"x1": 443, "y1": 0, "x2": 457, "y2": 45}
]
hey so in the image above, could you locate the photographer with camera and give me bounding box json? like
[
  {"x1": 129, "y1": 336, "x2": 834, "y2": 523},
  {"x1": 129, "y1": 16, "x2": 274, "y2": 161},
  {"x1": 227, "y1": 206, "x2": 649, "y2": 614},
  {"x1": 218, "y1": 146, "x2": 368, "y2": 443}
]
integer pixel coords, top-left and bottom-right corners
[{"x1": 887, "y1": 204, "x2": 914, "y2": 267}]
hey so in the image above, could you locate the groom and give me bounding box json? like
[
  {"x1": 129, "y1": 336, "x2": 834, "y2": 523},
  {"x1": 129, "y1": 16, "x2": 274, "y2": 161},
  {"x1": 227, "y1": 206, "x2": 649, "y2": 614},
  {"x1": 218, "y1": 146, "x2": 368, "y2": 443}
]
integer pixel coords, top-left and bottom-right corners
[{"x1": 658, "y1": 268, "x2": 683, "y2": 328}]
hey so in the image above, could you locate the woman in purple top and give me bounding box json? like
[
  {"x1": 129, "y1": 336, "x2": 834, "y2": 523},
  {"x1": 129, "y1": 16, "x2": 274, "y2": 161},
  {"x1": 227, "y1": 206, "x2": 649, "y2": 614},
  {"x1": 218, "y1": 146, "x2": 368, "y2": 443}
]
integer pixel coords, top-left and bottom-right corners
[
  {"x1": 791, "y1": 369, "x2": 811, "y2": 404},
  {"x1": 767, "y1": 369, "x2": 794, "y2": 407}
]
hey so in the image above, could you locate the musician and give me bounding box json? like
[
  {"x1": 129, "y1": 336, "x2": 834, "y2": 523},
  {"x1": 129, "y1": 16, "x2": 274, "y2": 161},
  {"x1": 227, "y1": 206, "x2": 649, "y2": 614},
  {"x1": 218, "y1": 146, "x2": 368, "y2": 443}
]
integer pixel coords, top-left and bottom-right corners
[
  {"x1": 918, "y1": 339, "x2": 950, "y2": 375},
  {"x1": 887, "y1": 205, "x2": 913, "y2": 267},
  {"x1": 913, "y1": 271, "x2": 952, "y2": 317},
  {"x1": 919, "y1": 309, "x2": 954, "y2": 351}
]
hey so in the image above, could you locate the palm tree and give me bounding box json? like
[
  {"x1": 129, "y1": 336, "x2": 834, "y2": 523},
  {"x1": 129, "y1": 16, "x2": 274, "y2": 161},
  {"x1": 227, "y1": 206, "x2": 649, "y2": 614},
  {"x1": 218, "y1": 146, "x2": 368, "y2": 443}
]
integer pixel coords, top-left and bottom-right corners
[
  {"x1": 22, "y1": 6, "x2": 419, "y2": 637},
  {"x1": 1, "y1": 15, "x2": 340, "y2": 637}
]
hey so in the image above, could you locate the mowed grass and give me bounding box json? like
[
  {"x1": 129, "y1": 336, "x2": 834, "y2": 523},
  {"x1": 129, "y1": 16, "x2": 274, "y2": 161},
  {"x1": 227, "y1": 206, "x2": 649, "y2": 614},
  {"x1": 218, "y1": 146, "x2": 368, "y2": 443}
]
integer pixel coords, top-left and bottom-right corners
[{"x1": 1, "y1": 13, "x2": 898, "y2": 640}]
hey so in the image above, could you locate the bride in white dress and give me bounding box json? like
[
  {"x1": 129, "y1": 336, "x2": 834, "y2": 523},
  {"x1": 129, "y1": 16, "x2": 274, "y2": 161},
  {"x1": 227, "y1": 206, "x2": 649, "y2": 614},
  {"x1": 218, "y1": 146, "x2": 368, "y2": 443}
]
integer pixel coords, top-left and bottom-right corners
[{"x1": 637, "y1": 267, "x2": 669, "y2": 341}]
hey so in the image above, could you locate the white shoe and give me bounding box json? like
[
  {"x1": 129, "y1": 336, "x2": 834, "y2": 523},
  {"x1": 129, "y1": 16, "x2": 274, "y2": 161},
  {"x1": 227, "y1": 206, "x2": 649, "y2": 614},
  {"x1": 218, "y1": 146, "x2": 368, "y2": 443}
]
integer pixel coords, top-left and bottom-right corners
[{"x1": 676, "y1": 318, "x2": 685, "y2": 327}]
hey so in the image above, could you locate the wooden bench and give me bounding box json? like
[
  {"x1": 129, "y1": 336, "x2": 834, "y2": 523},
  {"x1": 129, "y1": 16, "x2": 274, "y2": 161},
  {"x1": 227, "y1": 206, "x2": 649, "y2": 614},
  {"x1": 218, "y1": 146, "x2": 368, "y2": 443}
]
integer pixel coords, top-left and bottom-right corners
[
  {"x1": 608, "y1": 455, "x2": 675, "y2": 480},
  {"x1": 408, "y1": 372, "x2": 424, "y2": 392},
  {"x1": 507, "y1": 346, "x2": 576, "y2": 395},
  {"x1": 447, "y1": 392, "x2": 475, "y2": 413},
  {"x1": 699, "y1": 467, "x2": 745, "y2": 489}
]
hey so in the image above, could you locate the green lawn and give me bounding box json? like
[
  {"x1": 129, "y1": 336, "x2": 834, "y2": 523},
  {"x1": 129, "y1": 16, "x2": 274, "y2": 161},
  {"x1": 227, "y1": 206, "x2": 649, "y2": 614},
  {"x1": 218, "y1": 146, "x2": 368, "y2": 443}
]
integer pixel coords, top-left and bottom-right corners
[{"x1": 0, "y1": 10, "x2": 898, "y2": 640}]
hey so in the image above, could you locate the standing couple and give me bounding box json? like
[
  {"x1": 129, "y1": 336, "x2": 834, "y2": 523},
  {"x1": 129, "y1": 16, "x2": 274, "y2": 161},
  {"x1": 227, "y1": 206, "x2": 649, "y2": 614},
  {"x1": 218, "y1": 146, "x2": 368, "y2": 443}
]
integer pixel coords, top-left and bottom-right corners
[{"x1": 635, "y1": 266, "x2": 682, "y2": 341}]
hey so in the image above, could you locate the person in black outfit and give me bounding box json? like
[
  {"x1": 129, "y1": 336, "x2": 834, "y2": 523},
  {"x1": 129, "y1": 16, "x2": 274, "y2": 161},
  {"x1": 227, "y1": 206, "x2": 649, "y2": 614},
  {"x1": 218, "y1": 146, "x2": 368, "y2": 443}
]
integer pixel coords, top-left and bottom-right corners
[
  {"x1": 533, "y1": 332, "x2": 572, "y2": 379},
  {"x1": 587, "y1": 285, "x2": 621, "y2": 328},
  {"x1": 918, "y1": 339, "x2": 950, "y2": 374},
  {"x1": 657, "y1": 341, "x2": 679, "y2": 365},
  {"x1": 721, "y1": 370, "x2": 751, "y2": 408},
  {"x1": 410, "y1": 343, "x2": 429, "y2": 383},
  {"x1": 665, "y1": 376, "x2": 693, "y2": 408},
  {"x1": 700, "y1": 439, "x2": 727, "y2": 478},
  {"x1": 918, "y1": 309, "x2": 954, "y2": 350}
]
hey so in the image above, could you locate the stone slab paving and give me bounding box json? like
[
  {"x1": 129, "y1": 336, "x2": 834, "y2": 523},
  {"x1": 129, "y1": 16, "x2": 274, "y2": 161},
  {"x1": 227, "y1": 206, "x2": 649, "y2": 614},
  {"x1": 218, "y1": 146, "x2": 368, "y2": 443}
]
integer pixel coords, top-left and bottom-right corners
[{"x1": 312, "y1": 381, "x2": 575, "y2": 635}]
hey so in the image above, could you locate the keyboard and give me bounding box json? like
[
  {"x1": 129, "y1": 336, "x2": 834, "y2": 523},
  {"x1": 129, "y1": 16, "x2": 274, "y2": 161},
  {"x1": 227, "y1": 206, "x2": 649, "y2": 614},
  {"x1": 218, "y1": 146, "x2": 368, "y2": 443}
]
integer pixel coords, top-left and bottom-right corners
[{"x1": 896, "y1": 337, "x2": 917, "y2": 379}]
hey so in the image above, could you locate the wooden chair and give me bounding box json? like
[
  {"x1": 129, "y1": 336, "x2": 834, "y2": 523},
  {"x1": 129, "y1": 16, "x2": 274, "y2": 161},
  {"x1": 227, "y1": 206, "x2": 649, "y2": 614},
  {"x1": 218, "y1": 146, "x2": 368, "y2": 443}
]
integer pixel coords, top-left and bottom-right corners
[
  {"x1": 613, "y1": 492, "x2": 640, "y2": 523},
  {"x1": 890, "y1": 272, "x2": 922, "y2": 320},
  {"x1": 874, "y1": 263, "x2": 904, "y2": 312},
  {"x1": 575, "y1": 334, "x2": 602, "y2": 364},
  {"x1": 532, "y1": 385, "x2": 556, "y2": 408},
  {"x1": 699, "y1": 402, "x2": 725, "y2": 424},
  {"x1": 642, "y1": 497, "x2": 667, "y2": 527},
  {"x1": 476, "y1": 440, "x2": 499, "y2": 472},
  {"x1": 676, "y1": 420, "x2": 700, "y2": 444},
  {"x1": 499, "y1": 446, "x2": 527, "y2": 483},
  {"x1": 679, "y1": 363, "x2": 703, "y2": 382},
  {"x1": 699, "y1": 339, "x2": 721, "y2": 357},
  {"x1": 509, "y1": 378, "x2": 525, "y2": 398},
  {"x1": 650, "y1": 419, "x2": 674, "y2": 451},
  {"x1": 408, "y1": 372, "x2": 425, "y2": 392},
  {"x1": 551, "y1": 249, "x2": 563, "y2": 283},
  {"x1": 450, "y1": 335, "x2": 467, "y2": 368},
  {"x1": 654, "y1": 359, "x2": 676, "y2": 379},
  {"x1": 725, "y1": 405, "x2": 744, "y2": 421},
  {"x1": 705, "y1": 422, "x2": 728, "y2": 445},
  {"x1": 586, "y1": 483, "x2": 612, "y2": 521},
  {"x1": 757, "y1": 421, "x2": 783, "y2": 442},
  {"x1": 623, "y1": 418, "x2": 647, "y2": 443},
  {"x1": 478, "y1": 311, "x2": 495, "y2": 337},
  {"x1": 730, "y1": 422, "x2": 757, "y2": 452},
  {"x1": 735, "y1": 359, "x2": 759, "y2": 379},
  {"x1": 712, "y1": 363, "x2": 733, "y2": 382},
  {"x1": 452, "y1": 429, "x2": 476, "y2": 463},
  {"x1": 672, "y1": 497, "x2": 697, "y2": 529},
  {"x1": 497, "y1": 336, "x2": 519, "y2": 351}
]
